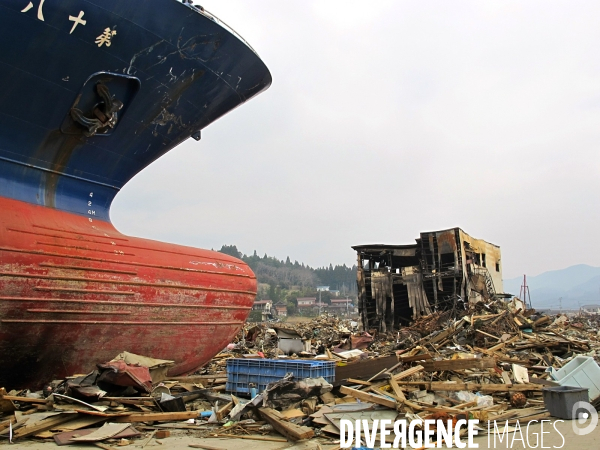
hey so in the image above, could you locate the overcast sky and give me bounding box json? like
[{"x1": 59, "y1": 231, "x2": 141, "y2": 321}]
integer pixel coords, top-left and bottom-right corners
[{"x1": 112, "y1": 0, "x2": 600, "y2": 280}]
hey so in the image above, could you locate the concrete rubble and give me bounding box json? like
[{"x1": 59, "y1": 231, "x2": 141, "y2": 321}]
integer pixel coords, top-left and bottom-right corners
[{"x1": 1, "y1": 301, "x2": 599, "y2": 449}]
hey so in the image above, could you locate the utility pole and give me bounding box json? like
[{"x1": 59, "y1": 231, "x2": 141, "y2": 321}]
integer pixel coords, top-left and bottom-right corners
[
  {"x1": 319, "y1": 290, "x2": 322, "y2": 316},
  {"x1": 519, "y1": 275, "x2": 532, "y2": 309}
]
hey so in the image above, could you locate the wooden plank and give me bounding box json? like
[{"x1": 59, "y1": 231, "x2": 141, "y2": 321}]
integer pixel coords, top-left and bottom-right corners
[
  {"x1": 53, "y1": 425, "x2": 141, "y2": 444},
  {"x1": 211, "y1": 434, "x2": 288, "y2": 442},
  {"x1": 339, "y1": 386, "x2": 396, "y2": 409},
  {"x1": 13, "y1": 413, "x2": 77, "y2": 439},
  {"x1": 215, "y1": 401, "x2": 233, "y2": 421},
  {"x1": 0, "y1": 418, "x2": 15, "y2": 433},
  {"x1": 497, "y1": 358, "x2": 532, "y2": 366},
  {"x1": 325, "y1": 348, "x2": 337, "y2": 360},
  {"x1": 387, "y1": 361, "x2": 405, "y2": 374},
  {"x1": 397, "y1": 354, "x2": 433, "y2": 363},
  {"x1": 473, "y1": 313, "x2": 502, "y2": 320},
  {"x1": 198, "y1": 389, "x2": 232, "y2": 404},
  {"x1": 370, "y1": 387, "x2": 400, "y2": 402},
  {"x1": 114, "y1": 411, "x2": 197, "y2": 422},
  {"x1": 0, "y1": 388, "x2": 15, "y2": 413},
  {"x1": 140, "y1": 430, "x2": 156, "y2": 448},
  {"x1": 189, "y1": 445, "x2": 226, "y2": 450},
  {"x1": 487, "y1": 342, "x2": 506, "y2": 353},
  {"x1": 388, "y1": 376, "x2": 406, "y2": 402},
  {"x1": 334, "y1": 355, "x2": 398, "y2": 383},
  {"x1": 533, "y1": 316, "x2": 551, "y2": 327},
  {"x1": 550, "y1": 330, "x2": 589, "y2": 350},
  {"x1": 393, "y1": 365, "x2": 424, "y2": 381},
  {"x1": 424, "y1": 320, "x2": 465, "y2": 345},
  {"x1": 331, "y1": 351, "x2": 350, "y2": 360},
  {"x1": 528, "y1": 377, "x2": 559, "y2": 387},
  {"x1": 344, "y1": 378, "x2": 372, "y2": 386},
  {"x1": 478, "y1": 384, "x2": 543, "y2": 393},
  {"x1": 367, "y1": 367, "x2": 390, "y2": 382},
  {"x1": 279, "y1": 408, "x2": 306, "y2": 419},
  {"x1": 0, "y1": 395, "x2": 48, "y2": 404},
  {"x1": 73, "y1": 410, "x2": 132, "y2": 418},
  {"x1": 476, "y1": 329, "x2": 501, "y2": 341},
  {"x1": 421, "y1": 358, "x2": 496, "y2": 372},
  {"x1": 320, "y1": 392, "x2": 336, "y2": 404},
  {"x1": 54, "y1": 415, "x2": 107, "y2": 431},
  {"x1": 258, "y1": 407, "x2": 313, "y2": 441},
  {"x1": 369, "y1": 386, "x2": 424, "y2": 411},
  {"x1": 104, "y1": 397, "x2": 156, "y2": 406},
  {"x1": 363, "y1": 364, "x2": 424, "y2": 393},
  {"x1": 394, "y1": 381, "x2": 543, "y2": 392},
  {"x1": 167, "y1": 374, "x2": 226, "y2": 383}
]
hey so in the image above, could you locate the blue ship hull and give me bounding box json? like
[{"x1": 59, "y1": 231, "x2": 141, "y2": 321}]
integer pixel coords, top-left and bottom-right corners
[
  {"x1": 0, "y1": 0, "x2": 271, "y2": 386},
  {"x1": 0, "y1": 0, "x2": 271, "y2": 220}
]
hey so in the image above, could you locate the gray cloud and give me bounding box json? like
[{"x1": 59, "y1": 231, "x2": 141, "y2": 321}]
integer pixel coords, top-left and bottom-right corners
[{"x1": 112, "y1": 0, "x2": 600, "y2": 278}]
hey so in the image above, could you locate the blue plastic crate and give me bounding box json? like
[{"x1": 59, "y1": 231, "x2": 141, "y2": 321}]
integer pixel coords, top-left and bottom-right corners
[{"x1": 226, "y1": 358, "x2": 335, "y2": 395}]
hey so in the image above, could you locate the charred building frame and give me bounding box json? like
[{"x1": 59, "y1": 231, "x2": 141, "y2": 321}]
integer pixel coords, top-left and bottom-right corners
[{"x1": 353, "y1": 228, "x2": 506, "y2": 332}]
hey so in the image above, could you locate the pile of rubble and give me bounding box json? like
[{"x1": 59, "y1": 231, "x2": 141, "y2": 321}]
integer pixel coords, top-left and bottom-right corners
[{"x1": 1, "y1": 299, "x2": 599, "y2": 448}]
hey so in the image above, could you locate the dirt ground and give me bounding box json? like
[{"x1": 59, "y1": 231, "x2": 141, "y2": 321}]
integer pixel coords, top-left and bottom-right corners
[
  {"x1": 471, "y1": 418, "x2": 599, "y2": 449},
  {"x1": 4, "y1": 418, "x2": 597, "y2": 449},
  {"x1": 2, "y1": 434, "x2": 333, "y2": 449}
]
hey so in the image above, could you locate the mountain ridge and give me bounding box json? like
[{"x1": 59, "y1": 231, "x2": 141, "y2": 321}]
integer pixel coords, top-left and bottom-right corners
[{"x1": 503, "y1": 264, "x2": 600, "y2": 309}]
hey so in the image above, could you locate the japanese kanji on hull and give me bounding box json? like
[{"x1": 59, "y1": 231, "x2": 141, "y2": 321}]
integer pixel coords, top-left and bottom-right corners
[{"x1": 0, "y1": 0, "x2": 271, "y2": 387}]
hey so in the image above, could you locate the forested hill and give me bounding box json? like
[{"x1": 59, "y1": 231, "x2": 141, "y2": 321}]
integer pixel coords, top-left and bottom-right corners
[{"x1": 218, "y1": 245, "x2": 357, "y2": 295}]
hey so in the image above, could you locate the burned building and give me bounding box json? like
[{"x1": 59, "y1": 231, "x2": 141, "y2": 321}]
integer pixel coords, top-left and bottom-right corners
[{"x1": 353, "y1": 227, "x2": 506, "y2": 332}]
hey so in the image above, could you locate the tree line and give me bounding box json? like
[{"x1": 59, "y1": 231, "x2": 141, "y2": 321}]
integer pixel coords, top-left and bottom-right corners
[{"x1": 217, "y1": 245, "x2": 357, "y2": 314}]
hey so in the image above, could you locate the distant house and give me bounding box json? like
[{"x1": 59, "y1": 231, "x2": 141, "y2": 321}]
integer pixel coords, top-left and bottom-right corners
[
  {"x1": 327, "y1": 298, "x2": 354, "y2": 315},
  {"x1": 297, "y1": 297, "x2": 317, "y2": 309},
  {"x1": 274, "y1": 302, "x2": 288, "y2": 317},
  {"x1": 330, "y1": 290, "x2": 340, "y2": 297},
  {"x1": 331, "y1": 298, "x2": 352, "y2": 306},
  {"x1": 252, "y1": 299, "x2": 272, "y2": 311},
  {"x1": 582, "y1": 304, "x2": 600, "y2": 314}
]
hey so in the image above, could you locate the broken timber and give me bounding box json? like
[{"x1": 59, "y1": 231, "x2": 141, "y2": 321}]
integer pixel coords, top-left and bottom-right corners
[
  {"x1": 258, "y1": 407, "x2": 313, "y2": 441},
  {"x1": 215, "y1": 401, "x2": 233, "y2": 421},
  {"x1": 13, "y1": 413, "x2": 77, "y2": 438},
  {"x1": 114, "y1": 411, "x2": 198, "y2": 422},
  {"x1": 394, "y1": 381, "x2": 544, "y2": 393},
  {"x1": 421, "y1": 358, "x2": 496, "y2": 372},
  {"x1": 339, "y1": 386, "x2": 397, "y2": 409}
]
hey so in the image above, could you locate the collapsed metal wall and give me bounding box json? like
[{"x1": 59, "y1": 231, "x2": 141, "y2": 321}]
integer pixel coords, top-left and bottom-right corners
[{"x1": 353, "y1": 227, "x2": 504, "y2": 332}]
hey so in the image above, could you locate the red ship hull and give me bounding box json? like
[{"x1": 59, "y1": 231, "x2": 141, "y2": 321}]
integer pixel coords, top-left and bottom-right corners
[{"x1": 0, "y1": 197, "x2": 256, "y2": 388}]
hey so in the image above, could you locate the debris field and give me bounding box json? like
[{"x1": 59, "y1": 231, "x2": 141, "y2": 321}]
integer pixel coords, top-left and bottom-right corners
[{"x1": 1, "y1": 298, "x2": 599, "y2": 449}]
